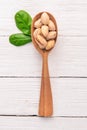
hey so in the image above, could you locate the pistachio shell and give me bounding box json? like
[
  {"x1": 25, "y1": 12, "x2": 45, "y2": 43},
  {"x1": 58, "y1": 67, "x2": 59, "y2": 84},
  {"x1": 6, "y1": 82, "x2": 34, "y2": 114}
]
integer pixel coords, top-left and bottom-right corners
[
  {"x1": 46, "y1": 40, "x2": 55, "y2": 50},
  {"x1": 47, "y1": 31, "x2": 57, "y2": 40},
  {"x1": 41, "y1": 25, "x2": 49, "y2": 37},
  {"x1": 33, "y1": 28, "x2": 41, "y2": 39},
  {"x1": 36, "y1": 35, "x2": 47, "y2": 47},
  {"x1": 48, "y1": 20, "x2": 56, "y2": 31},
  {"x1": 35, "y1": 39, "x2": 45, "y2": 49},
  {"x1": 34, "y1": 18, "x2": 42, "y2": 28},
  {"x1": 41, "y1": 12, "x2": 49, "y2": 25}
]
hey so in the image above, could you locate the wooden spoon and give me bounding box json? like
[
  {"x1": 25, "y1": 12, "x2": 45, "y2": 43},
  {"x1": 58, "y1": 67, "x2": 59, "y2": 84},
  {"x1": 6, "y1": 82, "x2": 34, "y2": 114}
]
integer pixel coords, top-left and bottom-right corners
[{"x1": 31, "y1": 12, "x2": 58, "y2": 117}]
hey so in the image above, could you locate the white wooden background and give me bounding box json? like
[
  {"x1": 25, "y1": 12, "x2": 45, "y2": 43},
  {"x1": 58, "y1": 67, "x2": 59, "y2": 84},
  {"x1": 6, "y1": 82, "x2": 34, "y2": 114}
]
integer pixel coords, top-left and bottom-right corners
[{"x1": 0, "y1": 0, "x2": 87, "y2": 129}]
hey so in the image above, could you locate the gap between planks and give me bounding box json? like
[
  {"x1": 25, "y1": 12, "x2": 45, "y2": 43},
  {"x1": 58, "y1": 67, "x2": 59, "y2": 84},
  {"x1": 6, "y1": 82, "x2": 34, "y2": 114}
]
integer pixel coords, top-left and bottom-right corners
[
  {"x1": 0, "y1": 114, "x2": 87, "y2": 119},
  {"x1": 0, "y1": 76, "x2": 87, "y2": 78}
]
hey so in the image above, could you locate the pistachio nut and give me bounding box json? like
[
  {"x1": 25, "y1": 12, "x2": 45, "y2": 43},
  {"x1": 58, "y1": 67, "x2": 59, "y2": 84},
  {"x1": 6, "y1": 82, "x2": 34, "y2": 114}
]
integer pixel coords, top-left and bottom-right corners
[
  {"x1": 41, "y1": 25, "x2": 49, "y2": 38},
  {"x1": 34, "y1": 18, "x2": 42, "y2": 28},
  {"x1": 48, "y1": 20, "x2": 56, "y2": 31},
  {"x1": 33, "y1": 28, "x2": 41, "y2": 39},
  {"x1": 41, "y1": 12, "x2": 49, "y2": 25},
  {"x1": 36, "y1": 34, "x2": 47, "y2": 47},
  {"x1": 47, "y1": 31, "x2": 57, "y2": 40},
  {"x1": 46, "y1": 40, "x2": 55, "y2": 50}
]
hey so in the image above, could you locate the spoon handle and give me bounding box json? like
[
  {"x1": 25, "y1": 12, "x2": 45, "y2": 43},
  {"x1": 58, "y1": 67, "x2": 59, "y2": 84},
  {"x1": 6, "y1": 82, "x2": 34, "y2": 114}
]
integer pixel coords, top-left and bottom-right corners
[{"x1": 39, "y1": 53, "x2": 53, "y2": 117}]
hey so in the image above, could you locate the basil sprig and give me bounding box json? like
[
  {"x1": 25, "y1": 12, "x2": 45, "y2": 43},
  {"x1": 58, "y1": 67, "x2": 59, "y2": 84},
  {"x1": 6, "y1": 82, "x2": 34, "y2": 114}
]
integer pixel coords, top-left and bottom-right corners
[{"x1": 9, "y1": 10, "x2": 32, "y2": 46}]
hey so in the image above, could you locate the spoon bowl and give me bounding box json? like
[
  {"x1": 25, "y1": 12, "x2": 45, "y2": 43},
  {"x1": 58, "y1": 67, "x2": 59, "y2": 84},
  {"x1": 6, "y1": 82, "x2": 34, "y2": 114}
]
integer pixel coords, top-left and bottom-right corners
[
  {"x1": 31, "y1": 12, "x2": 58, "y2": 117},
  {"x1": 31, "y1": 12, "x2": 58, "y2": 55}
]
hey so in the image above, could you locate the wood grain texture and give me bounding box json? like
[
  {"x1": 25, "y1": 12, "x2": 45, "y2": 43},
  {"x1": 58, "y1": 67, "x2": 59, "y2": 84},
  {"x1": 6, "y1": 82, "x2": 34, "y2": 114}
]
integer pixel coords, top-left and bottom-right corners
[
  {"x1": 0, "y1": 36, "x2": 87, "y2": 76},
  {"x1": 0, "y1": 0, "x2": 87, "y2": 36},
  {"x1": 0, "y1": 0, "x2": 87, "y2": 129},
  {"x1": 39, "y1": 53, "x2": 53, "y2": 117},
  {"x1": 0, "y1": 116, "x2": 87, "y2": 130},
  {"x1": 0, "y1": 78, "x2": 86, "y2": 116}
]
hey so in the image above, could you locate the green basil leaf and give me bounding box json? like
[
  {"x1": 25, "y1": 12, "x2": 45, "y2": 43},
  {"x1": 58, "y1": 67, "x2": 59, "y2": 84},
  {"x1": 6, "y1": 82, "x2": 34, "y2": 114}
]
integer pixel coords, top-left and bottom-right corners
[
  {"x1": 9, "y1": 33, "x2": 32, "y2": 46},
  {"x1": 15, "y1": 10, "x2": 32, "y2": 35}
]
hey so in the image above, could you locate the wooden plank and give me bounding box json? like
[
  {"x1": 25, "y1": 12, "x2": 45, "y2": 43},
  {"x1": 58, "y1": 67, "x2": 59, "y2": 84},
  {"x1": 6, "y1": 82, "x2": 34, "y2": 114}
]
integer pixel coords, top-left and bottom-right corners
[
  {"x1": 0, "y1": 78, "x2": 87, "y2": 116},
  {"x1": 0, "y1": 0, "x2": 87, "y2": 36},
  {"x1": 0, "y1": 36, "x2": 87, "y2": 76},
  {"x1": 0, "y1": 116, "x2": 87, "y2": 130},
  {"x1": 0, "y1": 0, "x2": 87, "y2": 128}
]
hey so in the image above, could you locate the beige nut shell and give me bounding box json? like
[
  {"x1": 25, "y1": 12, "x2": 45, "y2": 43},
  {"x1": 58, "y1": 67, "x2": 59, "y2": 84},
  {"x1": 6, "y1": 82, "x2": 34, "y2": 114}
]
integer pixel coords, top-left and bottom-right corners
[
  {"x1": 35, "y1": 39, "x2": 45, "y2": 49},
  {"x1": 47, "y1": 31, "x2": 57, "y2": 40},
  {"x1": 46, "y1": 40, "x2": 55, "y2": 50},
  {"x1": 33, "y1": 28, "x2": 41, "y2": 38},
  {"x1": 36, "y1": 35, "x2": 47, "y2": 47},
  {"x1": 34, "y1": 18, "x2": 42, "y2": 28},
  {"x1": 41, "y1": 12, "x2": 49, "y2": 25},
  {"x1": 48, "y1": 20, "x2": 56, "y2": 31},
  {"x1": 41, "y1": 25, "x2": 49, "y2": 38}
]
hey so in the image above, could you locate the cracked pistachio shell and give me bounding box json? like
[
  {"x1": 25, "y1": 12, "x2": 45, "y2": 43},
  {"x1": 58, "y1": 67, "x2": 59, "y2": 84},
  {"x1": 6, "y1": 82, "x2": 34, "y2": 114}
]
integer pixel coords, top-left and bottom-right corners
[
  {"x1": 33, "y1": 28, "x2": 41, "y2": 38},
  {"x1": 47, "y1": 31, "x2": 57, "y2": 40},
  {"x1": 48, "y1": 20, "x2": 56, "y2": 31},
  {"x1": 46, "y1": 40, "x2": 55, "y2": 50},
  {"x1": 41, "y1": 25, "x2": 49, "y2": 37},
  {"x1": 35, "y1": 39, "x2": 45, "y2": 49},
  {"x1": 34, "y1": 18, "x2": 42, "y2": 28},
  {"x1": 36, "y1": 34, "x2": 47, "y2": 47},
  {"x1": 41, "y1": 12, "x2": 49, "y2": 25}
]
